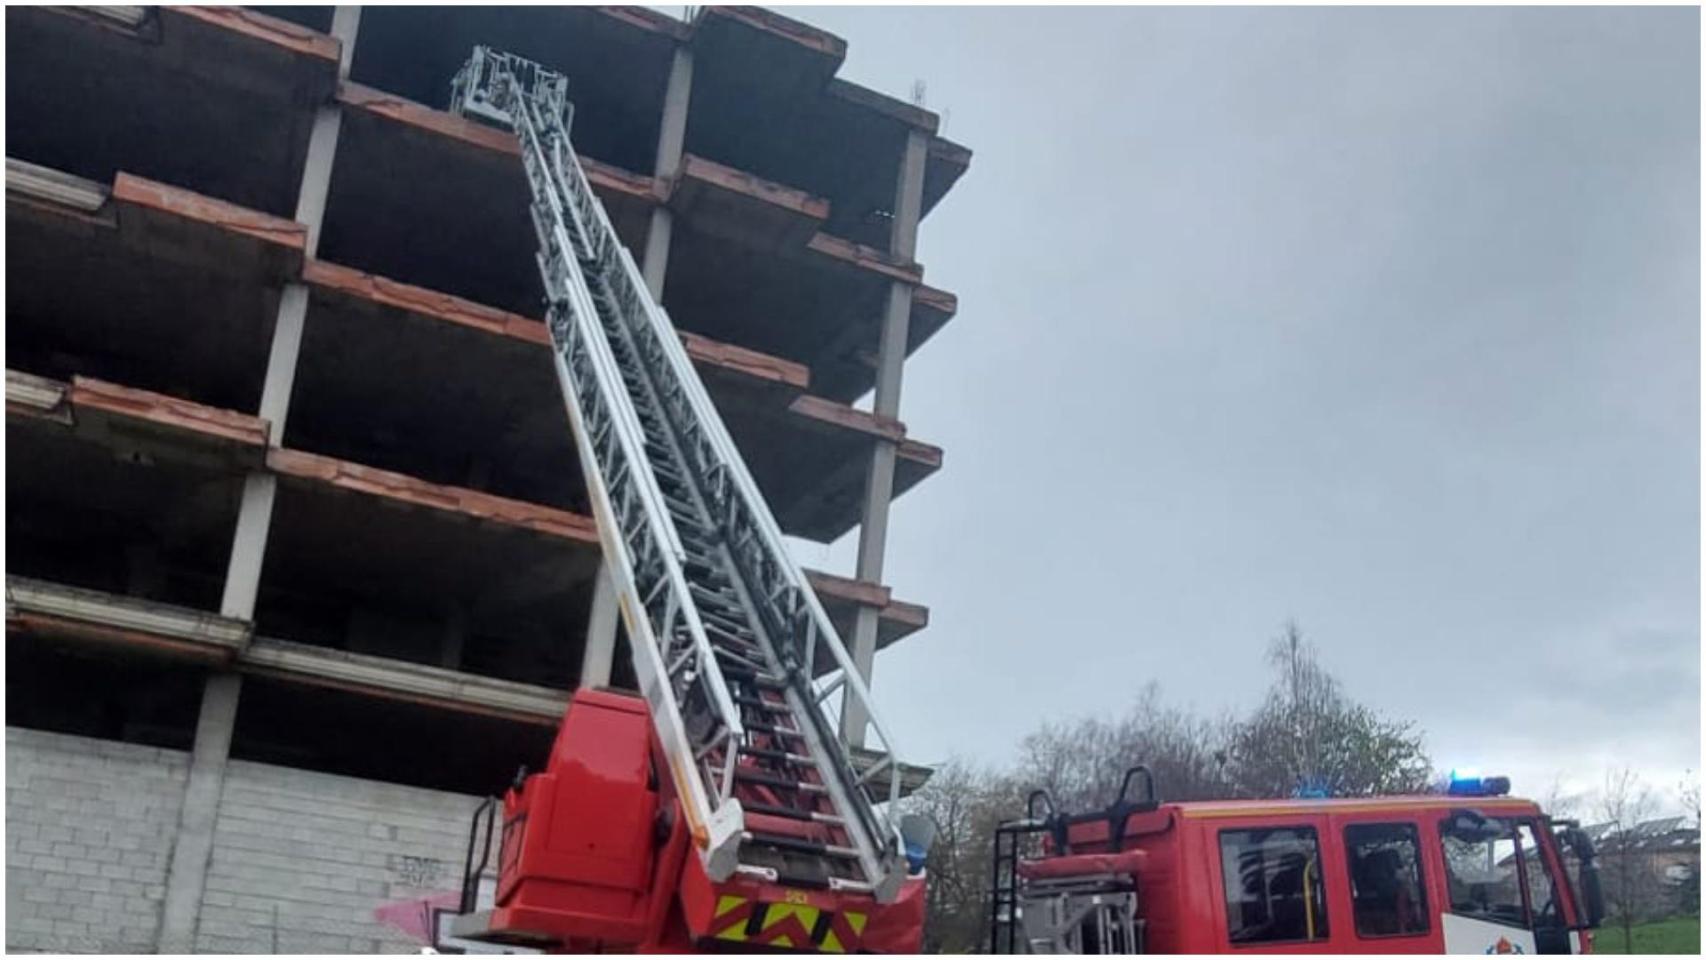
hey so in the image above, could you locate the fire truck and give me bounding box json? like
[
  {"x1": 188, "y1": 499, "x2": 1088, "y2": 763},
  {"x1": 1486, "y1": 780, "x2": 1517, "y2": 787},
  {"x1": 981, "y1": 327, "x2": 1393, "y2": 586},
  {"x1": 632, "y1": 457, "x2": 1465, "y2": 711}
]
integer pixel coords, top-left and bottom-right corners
[
  {"x1": 990, "y1": 767, "x2": 1606, "y2": 954},
  {"x1": 420, "y1": 46, "x2": 1602, "y2": 958},
  {"x1": 428, "y1": 48, "x2": 931, "y2": 954}
]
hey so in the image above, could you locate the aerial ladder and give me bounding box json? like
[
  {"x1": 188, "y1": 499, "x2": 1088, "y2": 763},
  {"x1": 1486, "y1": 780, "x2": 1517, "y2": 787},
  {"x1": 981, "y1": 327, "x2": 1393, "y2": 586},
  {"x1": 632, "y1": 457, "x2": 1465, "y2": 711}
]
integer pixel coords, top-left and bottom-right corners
[{"x1": 436, "y1": 48, "x2": 926, "y2": 953}]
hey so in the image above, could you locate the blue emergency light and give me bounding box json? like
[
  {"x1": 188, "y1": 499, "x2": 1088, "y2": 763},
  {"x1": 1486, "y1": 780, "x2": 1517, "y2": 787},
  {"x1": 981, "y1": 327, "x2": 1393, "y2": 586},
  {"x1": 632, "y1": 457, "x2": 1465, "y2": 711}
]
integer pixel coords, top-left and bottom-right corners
[{"x1": 1447, "y1": 768, "x2": 1511, "y2": 797}]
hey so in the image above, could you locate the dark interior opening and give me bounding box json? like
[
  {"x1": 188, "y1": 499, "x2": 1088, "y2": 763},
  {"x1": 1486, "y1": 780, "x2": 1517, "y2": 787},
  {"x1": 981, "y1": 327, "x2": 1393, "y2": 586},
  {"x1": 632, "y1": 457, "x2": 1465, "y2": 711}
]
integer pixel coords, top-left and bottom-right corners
[
  {"x1": 7, "y1": 641, "x2": 206, "y2": 751},
  {"x1": 229, "y1": 674, "x2": 557, "y2": 795},
  {"x1": 348, "y1": 6, "x2": 671, "y2": 174},
  {"x1": 283, "y1": 292, "x2": 585, "y2": 512},
  {"x1": 6, "y1": 426, "x2": 243, "y2": 611},
  {"x1": 253, "y1": 482, "x2": 595, "y2": 689}
]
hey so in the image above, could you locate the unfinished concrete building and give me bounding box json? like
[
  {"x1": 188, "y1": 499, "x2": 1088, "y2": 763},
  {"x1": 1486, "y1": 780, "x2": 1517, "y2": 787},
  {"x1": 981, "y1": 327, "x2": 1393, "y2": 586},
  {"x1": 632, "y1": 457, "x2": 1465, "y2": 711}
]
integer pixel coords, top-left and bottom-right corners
[{"x1": 4, "y1": 6, "x2": 969, "y2": 952}]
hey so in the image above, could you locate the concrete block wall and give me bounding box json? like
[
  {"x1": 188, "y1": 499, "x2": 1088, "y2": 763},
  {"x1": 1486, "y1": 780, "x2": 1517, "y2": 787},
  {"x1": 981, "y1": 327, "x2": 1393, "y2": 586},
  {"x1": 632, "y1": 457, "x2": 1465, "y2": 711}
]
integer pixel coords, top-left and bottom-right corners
[
  {"x1": 5, "y1": 727, "x2": 484, "y2": 954},
  {"x1": 5, "y1": 728, "x2": 186, "y2": 953},
  {"x1": 195, "y1": 759, "x2": 480, "y2": 953}
]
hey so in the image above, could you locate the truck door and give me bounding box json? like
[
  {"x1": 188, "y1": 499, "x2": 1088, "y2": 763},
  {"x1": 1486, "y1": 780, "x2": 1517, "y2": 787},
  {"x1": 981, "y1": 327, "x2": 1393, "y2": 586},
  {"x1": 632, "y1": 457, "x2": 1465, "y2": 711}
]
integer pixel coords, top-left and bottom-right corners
[
  {"x1": 1334, "y1": 816, "x2": 1441, "y2": 953},
  {"x1": 1433, "y1": 811, "x2": 1581, "y2": 954}
]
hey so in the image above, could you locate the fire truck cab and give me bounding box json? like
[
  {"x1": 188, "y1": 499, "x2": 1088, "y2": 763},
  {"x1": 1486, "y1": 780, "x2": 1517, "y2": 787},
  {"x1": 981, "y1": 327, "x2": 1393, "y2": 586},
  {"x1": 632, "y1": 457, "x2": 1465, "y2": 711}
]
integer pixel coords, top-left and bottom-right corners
[{"x1": 992, "y1": 767, "x2": 1605, "y2": 954}]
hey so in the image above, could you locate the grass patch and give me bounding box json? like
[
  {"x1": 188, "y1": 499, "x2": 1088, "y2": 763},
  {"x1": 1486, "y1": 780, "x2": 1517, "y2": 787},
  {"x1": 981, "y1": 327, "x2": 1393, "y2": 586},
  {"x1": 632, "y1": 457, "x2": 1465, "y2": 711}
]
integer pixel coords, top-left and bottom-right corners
[{"x1": 1592, "y1": 916, "x2": 1700, "y2": 955}]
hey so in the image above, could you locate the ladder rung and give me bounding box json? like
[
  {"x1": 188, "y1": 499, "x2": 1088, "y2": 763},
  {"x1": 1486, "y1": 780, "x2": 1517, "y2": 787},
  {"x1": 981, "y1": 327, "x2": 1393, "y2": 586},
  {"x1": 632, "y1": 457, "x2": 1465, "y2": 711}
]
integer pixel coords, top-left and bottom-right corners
[
  {"x1": 734, "y1": 769, "x2": 826, "y2": 793},
  {"x1": 700, "y1": 610, "x2": 757, "y2": 637},
  {"x1": 744, "y1": 720, "x2": 804, "y2": 740},
  {"x1": 715, "y1": 653, "x2": 771, "y2": 678},
  {"x1": 740, "y1": 745, "x2": 816, "y2": 766},
  {"x1": 708, "y1": 636, "x2": 765, "y2": 663},
  {"x1": 742, "y1": 831, "x2": 860, "y2": 861},
  {"x1": 690, "y1": 583, "x2": 739, "y2": 606},
  {"x1": 718, "y1": 661, "x2": 785, "y2": 689},
  {"x1": 741, "y1": 801, "x2": 843, "y2": 825}
]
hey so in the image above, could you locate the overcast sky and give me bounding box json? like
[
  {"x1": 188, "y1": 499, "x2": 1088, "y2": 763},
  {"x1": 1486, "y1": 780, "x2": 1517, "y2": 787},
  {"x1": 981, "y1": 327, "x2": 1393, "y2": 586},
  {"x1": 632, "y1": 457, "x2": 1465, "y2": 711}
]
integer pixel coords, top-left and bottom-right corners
[{"x1": 773, "y1": 6, "x2": 1700, "y2": 811}]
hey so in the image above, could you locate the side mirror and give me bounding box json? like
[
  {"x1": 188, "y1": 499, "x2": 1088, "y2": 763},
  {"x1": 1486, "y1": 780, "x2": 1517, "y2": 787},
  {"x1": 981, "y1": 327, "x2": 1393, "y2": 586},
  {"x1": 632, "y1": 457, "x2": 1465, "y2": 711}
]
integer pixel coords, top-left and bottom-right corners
[
  {"x1": 1578, "y1": 861, "x2": 1605, "y2": 928},
  {"x1": 1562, "y1": 826, "x2": 1605, "y2": 929}
]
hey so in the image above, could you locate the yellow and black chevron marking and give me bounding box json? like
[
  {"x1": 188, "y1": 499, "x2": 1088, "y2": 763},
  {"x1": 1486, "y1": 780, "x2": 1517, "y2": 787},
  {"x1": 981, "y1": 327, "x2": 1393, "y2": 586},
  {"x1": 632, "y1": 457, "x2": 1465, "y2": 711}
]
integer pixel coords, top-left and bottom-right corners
[{"x1": 708, "y1": 894, "x2": 868, "y2": 952}]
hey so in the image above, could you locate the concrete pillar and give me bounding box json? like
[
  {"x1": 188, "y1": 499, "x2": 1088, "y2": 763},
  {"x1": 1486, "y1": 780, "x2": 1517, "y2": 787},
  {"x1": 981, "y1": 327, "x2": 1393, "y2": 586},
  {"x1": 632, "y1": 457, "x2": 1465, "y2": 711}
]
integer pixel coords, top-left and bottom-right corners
[
  {"x1": 156, "y1": 673, "x2": 240, "y2": 953},
  {"x1": 638, "y1": 46, "x2": 692, "y2": 297},
  {"x1": 841, "y1": 129, "x2": 928, "y2": 746},
  {"x1": 219, "y1": 5, "x2": 358, "y2": 611},
  {"x1": 579, "y1": 43, "x2": 692, "y2": 689},
  {"x1": 162, "y1": 10, "x2": 362, "y2": 950},
  {"x1": 217, "y1": 472, "x2": 279, "y2": 620}
]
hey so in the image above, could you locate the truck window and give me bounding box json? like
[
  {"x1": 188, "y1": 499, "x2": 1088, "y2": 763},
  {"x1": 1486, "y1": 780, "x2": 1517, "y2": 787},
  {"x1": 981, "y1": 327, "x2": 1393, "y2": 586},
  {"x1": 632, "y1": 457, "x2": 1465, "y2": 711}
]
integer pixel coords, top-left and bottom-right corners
[
  {"x1": 1219, "y1": 827, "x2": 1330, "y2": 944},
  {"x1": 1439, "y1": 815, "x2": 1527, "y2": 928},
  {"x1": 1345, "y1": 823, "x2": 1429, "y2": 937},
  {"x1": 1517, "y1": 822, "x2": 1565, "y2": 930}
]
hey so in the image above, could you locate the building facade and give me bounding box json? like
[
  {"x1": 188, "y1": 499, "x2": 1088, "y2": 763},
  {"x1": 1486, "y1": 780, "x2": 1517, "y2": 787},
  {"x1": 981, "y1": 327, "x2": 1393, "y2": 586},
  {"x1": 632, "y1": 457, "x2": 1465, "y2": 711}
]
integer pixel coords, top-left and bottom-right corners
[{"x1": 5, "y1": 6, "x2": 969, "y2": 951}]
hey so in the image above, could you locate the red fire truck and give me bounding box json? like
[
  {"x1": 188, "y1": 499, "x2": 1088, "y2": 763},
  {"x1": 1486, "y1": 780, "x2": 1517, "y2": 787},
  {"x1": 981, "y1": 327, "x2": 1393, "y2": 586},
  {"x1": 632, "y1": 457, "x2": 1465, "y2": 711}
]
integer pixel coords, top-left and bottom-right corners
[{"x1": 991, "y1": 766, "x2": 1605, "y2": 954}]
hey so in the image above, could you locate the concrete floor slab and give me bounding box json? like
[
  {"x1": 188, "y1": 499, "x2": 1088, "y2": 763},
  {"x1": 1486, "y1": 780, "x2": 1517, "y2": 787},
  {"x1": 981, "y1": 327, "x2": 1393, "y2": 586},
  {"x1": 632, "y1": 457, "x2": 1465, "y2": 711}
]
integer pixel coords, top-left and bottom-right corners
[
  {"x1": 671, "y1": 154, "x2": 829, "y2": 254},
  {"x1": 4, "y1": 6, "x2": 335, "y2": 217},
  {"x1": 7, "y1": 170, "x2": 288, "y2": 413}
]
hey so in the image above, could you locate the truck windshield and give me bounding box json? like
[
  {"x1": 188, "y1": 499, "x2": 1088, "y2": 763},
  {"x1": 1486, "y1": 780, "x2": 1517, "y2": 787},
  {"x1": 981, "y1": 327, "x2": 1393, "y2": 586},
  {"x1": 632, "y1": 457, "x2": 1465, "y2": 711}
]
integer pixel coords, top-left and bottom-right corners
[{"x1": 1439, "y1": 815, "x2": 1567, "y2": 930}]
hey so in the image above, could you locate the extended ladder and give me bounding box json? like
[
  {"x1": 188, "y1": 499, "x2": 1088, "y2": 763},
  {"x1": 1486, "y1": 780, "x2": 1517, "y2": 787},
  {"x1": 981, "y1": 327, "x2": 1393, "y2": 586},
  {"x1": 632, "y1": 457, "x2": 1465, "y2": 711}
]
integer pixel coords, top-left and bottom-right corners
[{"x1": 449, "y1": 48, "x2": 909, "y2": 902}]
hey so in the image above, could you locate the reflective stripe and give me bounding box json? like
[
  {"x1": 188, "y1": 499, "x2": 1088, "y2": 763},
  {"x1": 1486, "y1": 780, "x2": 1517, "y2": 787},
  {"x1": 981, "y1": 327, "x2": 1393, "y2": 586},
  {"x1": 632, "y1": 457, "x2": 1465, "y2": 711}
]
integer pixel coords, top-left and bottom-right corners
[{"x1": 707, "y1": 894, "x2": 867, "y2": 953}]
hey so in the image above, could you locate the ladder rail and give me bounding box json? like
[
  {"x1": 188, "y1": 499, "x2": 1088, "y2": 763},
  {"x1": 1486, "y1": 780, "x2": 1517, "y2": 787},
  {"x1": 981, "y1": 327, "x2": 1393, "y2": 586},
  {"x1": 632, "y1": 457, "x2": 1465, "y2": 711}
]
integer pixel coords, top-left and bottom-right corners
[
  {"x1": 536, "y1": 109, "x2": 910, "y2": 892},
  {"x1": 499, "y1": 67, "x2": 752, "y2": 875}
]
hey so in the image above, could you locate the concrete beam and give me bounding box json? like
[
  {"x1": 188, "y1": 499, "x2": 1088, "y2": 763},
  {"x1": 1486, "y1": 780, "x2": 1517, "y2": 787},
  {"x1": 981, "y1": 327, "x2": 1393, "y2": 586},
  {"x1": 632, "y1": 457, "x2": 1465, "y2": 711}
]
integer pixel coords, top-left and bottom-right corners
[
  {"x1": 303, "y1": 258, "x2": 551, "y2": 343},
  {"x1": 111, "y1": 172, "x2": 306, "y2": 274},
  {"x1": 6, "y1": 371, "x2": 269, "y2": 472},
  {"x1": 266, "y1": 448, "x2": 600, "y2": 544},
  {"x1": 12, "y1": 568, "x2": 927, "y2": 797},
  {"x1": 669, "y1": 153, "x2": 827, "y2": 253},
  {"x1": 5, "y1": 575, "x2": 571, "y2": 724},
  {"x1": 6, "y1": 369, "x2": 72, "y2": 424},
  {"x1": 164, "y1": 6, "x2": 343, "y2": 68},
  {"x1": 680, "y1": 330, "x2": 810, "y2": 393},
  {"x1": 242, "y1": 637, "x2": 567, "y2": 725},
  {"x1": 71, "y1": 375, "x2": 271, "y2": 451},
  {"x1": 5, "y1": 157, "x2": 108, "y2": 212},
  {"x1": 5, "y1": 576, "x2": 251, "y2": 660}
]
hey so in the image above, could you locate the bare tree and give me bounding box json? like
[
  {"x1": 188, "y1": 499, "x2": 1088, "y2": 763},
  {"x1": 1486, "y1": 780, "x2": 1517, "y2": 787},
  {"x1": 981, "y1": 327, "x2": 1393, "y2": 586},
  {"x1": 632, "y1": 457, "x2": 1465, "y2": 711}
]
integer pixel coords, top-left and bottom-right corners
[
  {"x1": 1224, "y1": 625, "x2": 1431, "y2": 798},
  {"x1": 1012, "y1": 683, "x2": 1236, "y2": 811},
  {"x1": 1539, "y1": 772, "x2": 1582, "y2": 819},
  {"x1": 1596, "y1": 767, "x2": 1658, "y2": 951},
  {"x1": 902, "y1": 759, "x2": 1024, "y2": 953},
  {"x1": 1679, "y1": 770, "x2": 1700, "y2": 829}
]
